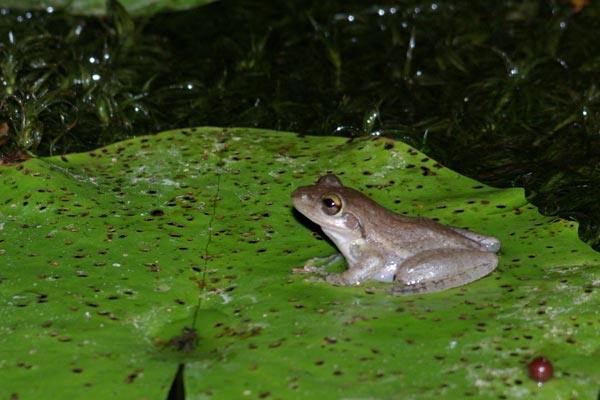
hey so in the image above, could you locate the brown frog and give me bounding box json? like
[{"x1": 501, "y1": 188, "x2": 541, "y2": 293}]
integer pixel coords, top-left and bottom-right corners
[{"x1": 291, "y1": 174, "x2": 500, "y2": 295}]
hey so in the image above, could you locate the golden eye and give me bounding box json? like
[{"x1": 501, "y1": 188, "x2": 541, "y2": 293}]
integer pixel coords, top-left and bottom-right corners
[{"x1": 321, "y1": 193, "x2": 342, "y2": 215}]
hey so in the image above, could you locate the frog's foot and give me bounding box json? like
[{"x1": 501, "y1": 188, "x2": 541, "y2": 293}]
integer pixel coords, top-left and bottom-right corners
[
  {"x1": 291, "y1": 262, "x2": 327, "y2": 275},
  {"x1": 291, "y1": 272, "x2": 333, "y2": 284},
  {"x1": 291, "y1": 253, "x2": 344, "y2": 275},
  {"x1": 324, "y1": 273, "x2": 352, "y2": 286},
  {"x1": 299, "y1": 268, "x2": 367, "y2": 286},
  {"x1": 303, "y1": 275, "x2": 328, "y2": 283},
  {"x1": 292, "y1": 270, "x2": 355, "y2": 286},
  {"x1": 291, "y1": 266, "x2": 317, "y2": 274},
  {"x1": 448, "y1": 227, "x2": 501, "y2": 253}
]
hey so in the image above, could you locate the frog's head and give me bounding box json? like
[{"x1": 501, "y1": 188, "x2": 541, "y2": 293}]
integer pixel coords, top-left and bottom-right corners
[{"x1": 291, "y1": 174, "x2": 366, "y2": 244}]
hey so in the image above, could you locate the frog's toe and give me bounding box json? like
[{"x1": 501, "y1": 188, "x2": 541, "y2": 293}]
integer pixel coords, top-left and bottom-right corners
[
  {"x1": 292, "y1": 263, "x2": 325, "y2": 275},
  {"x1": 324, "y1": 273, "x2": 353, "y2": 286},
  {"x1": 291, "y1": 266, "x2": 313, "y2": 274},
  {"x1": 304, "y1": 275, "x2": 327, "y2": 283}
]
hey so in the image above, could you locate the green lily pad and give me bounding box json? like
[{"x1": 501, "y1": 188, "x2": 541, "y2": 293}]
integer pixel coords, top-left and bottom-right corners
[
  {"x1": 1, "y1": 127, "x2": 599, "y2": 399},
  {"x1": 1, "y1": 0, "x2": 214, "y2": 15}
]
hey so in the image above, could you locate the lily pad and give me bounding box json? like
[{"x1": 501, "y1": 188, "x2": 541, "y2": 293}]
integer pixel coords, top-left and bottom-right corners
[{"x1": 1, "y1": 127, "x2": 599, "y2": 399}]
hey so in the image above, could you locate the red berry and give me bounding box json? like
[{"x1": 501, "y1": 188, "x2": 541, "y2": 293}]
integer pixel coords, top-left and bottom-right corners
[{"x1": 528, "y1": 357, "x2": 553, "y2": 384}]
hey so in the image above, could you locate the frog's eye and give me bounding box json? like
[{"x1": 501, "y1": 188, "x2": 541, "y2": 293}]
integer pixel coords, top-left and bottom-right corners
[{"x1": 321, "y1": 193, "x2": 342, "y2": 215}]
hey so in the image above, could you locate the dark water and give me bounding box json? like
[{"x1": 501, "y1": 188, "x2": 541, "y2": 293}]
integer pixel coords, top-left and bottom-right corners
[{"x1": 2, "y1": 0, "x2": 600, "y2": 247}]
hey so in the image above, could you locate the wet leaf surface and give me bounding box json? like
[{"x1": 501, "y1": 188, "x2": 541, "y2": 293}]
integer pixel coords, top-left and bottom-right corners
[{"x1": 1, "y1": 127, "x2": 599, "y2": 398}]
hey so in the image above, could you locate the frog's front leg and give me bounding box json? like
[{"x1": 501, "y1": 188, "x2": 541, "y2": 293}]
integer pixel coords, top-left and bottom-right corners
[
  {"x1": 392, "y1": 248, "x2": 498, "y2": 295},
  {"x1": 324, "y1": 256, "x2": 383, "y2": 286}
]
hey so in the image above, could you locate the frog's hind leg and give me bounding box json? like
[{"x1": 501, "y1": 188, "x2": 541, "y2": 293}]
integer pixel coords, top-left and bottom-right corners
[{"x1": 391, "y1": 249, "x2": 498, "y2": 296}]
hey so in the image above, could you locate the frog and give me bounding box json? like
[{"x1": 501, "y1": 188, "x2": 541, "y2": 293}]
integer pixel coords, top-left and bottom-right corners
[{"x1": 291, "y1": 174, "x2": 500, "y2": 295}]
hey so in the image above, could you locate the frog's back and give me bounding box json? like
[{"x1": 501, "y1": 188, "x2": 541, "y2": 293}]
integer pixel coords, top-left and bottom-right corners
[{"x1": 364, "y1": 205, "x2": 485, "y2": 251}]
